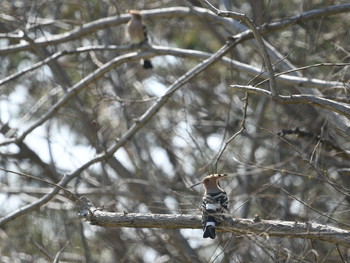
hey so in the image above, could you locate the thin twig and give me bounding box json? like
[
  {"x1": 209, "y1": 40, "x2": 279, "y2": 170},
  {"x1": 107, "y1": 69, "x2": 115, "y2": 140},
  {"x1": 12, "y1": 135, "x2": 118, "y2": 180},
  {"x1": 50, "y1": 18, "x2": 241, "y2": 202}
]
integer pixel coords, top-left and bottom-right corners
[
  {"x1": 256, "y1": 62, "x2": 350, "y2": 87},
  {"x1": 336, "y1": 244, "x2": 346, "y2": 263}
]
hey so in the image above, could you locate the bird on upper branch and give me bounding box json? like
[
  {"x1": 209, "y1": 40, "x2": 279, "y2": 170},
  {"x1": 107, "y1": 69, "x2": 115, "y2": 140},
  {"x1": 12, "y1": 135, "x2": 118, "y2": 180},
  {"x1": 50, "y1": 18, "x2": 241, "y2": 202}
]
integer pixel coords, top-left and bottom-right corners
[
  {"x1": 125, "y1": 10, "x2": 153, "y2": 69},
  {"x1": 189, "y1": 174, "x2": 229, "y2": 239}
]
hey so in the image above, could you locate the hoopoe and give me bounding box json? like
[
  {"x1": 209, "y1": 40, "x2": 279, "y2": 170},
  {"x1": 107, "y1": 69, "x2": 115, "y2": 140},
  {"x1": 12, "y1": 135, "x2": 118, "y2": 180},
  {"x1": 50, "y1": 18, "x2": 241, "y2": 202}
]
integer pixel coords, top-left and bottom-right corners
[
  {"x1": 125, "y1": 10, "x2": 153, "y2": 69},
  {"x1": 189, "y1": 174, "x2": 229, "y2": 239}
]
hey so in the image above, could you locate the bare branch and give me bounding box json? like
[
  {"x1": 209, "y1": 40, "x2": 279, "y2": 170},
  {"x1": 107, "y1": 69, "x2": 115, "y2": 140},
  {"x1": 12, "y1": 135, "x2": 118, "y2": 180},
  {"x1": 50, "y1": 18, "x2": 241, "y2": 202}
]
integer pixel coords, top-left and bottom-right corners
[
  {"x1": 0, "y1": 14, "x2": 130, "y2": 55},
  {"x1": 80, "y1": 210, "x2": 350, "y2": 247},
  {"x1": 231, "y1": 85, "x2": 350, "y2": 119},
  {"x1": 257, "y1": 4, "x2": 350, "y2": 37}
]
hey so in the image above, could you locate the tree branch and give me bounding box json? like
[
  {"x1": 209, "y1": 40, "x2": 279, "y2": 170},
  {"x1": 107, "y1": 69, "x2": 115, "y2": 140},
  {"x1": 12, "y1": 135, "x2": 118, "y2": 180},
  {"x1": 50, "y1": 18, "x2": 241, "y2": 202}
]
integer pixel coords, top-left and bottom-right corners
[
  {"x1": 79, "y1": 210, "x2": 350, "y2": 247},
  {"x1": 231, "y1": 85, "x2": 350, "y2": 119}
]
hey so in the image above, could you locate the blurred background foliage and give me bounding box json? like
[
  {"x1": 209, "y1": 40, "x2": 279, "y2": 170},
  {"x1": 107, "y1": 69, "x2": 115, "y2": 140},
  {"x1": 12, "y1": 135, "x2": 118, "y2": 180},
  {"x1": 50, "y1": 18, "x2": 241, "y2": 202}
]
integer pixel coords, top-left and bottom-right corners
[{"x1": 0, "y1": 0, "x2": 349, "y2": 262}]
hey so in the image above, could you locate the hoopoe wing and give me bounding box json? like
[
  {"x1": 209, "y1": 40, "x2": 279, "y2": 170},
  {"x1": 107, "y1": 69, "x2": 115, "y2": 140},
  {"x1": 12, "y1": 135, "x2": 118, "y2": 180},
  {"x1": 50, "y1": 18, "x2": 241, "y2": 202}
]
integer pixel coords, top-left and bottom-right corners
[{"x1": 215, "y1": 191, "x2": 229, "y2": 212}]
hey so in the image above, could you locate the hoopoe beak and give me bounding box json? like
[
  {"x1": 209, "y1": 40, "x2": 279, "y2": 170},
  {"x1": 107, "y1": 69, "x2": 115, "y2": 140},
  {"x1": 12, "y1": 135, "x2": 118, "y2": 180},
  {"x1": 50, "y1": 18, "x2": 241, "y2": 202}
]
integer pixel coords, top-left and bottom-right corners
[{"x1": 188, "y1": 181, "x2": 202, "y2": 189}]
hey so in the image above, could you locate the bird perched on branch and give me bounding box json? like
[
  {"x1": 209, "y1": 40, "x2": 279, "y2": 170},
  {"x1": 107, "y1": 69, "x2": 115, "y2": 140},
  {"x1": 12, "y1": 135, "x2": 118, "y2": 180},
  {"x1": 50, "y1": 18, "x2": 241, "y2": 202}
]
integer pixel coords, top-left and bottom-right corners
[
  {"x1": 189, "y1": 174, "x2": 229, "y2": 239},
  {"x1": 125, "y1": 10, "x2": 153, "y2": 69}
]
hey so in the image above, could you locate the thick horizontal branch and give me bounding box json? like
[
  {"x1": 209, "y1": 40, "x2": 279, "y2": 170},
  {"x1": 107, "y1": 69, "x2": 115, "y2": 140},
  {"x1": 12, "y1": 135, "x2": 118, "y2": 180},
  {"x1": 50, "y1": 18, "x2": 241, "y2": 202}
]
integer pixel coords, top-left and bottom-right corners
[{"x1": 80, "y1": 210, "x2": 350, "y2": 246}]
